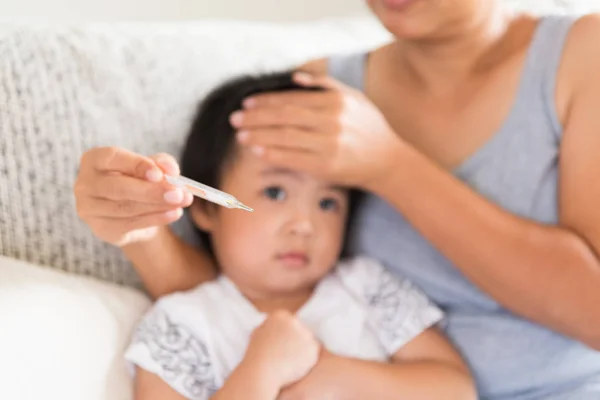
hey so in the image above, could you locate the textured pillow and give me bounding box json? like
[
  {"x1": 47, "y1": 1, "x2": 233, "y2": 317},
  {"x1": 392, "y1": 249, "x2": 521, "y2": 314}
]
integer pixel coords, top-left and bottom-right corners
[
  {"x1": 0, "y1": 19, "x2": 390, "y2": 288},
  {"x1": 0, "y1": 255, "x2": 151, "y2": 400}
]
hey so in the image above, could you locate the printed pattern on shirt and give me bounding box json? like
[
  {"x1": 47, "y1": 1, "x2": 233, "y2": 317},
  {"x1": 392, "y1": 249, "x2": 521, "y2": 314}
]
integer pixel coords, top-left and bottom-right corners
[
  {"x1": 363, "y1": 262, "x2": 443, "y2": 352},
  {"x1": 131, "y1": 308, "x2": 218, "y2": 399}
]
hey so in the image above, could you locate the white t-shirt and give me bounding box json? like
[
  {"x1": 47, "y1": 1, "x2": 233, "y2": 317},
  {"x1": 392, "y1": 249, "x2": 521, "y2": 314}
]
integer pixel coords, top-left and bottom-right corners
[{"x1": 125, "y1": 256, "x2": 444, "y2": 399}]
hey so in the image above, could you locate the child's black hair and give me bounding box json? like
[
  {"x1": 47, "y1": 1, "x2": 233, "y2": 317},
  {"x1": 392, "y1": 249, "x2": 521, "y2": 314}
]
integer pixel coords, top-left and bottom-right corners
[{"x1": 180, "y1": 70, "x2": 362, "y2": 261}]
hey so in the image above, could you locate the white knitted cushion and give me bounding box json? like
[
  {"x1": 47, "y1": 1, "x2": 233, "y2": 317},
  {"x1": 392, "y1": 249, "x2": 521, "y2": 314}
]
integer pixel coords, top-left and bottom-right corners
[{"x1": 0, "y1": 19, "x2": 390, "y2": 288}]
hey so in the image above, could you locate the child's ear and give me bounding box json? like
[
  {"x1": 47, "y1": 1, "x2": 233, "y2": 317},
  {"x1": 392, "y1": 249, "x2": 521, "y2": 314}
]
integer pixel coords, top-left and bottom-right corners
[{"x1": 189, "y1": 201, "x2": 218, "y2": 232}]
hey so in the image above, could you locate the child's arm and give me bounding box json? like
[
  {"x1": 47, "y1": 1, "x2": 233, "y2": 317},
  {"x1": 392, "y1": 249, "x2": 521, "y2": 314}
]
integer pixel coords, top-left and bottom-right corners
[
  {"x1": 132, "y1": 310, "x2": 320, "y2": 400},
  {"x1": 133, "y1": 367, "x2": 188, "y2": 400},
  {"x1": 279, "y1": 327, "x2": 476, "y2": 400},
  {"x1": 134, "y1": 363, "x2": 280, "y2": 400}
]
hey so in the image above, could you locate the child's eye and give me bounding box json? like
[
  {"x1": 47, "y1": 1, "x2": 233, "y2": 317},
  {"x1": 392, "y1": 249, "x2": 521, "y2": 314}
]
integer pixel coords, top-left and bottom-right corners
[
  {"x1": 263, "y1": 186, "x2": 286, "y2": 201},
  {"x1": 319, "y1": 198, "x2": 339, "y2": 211}
]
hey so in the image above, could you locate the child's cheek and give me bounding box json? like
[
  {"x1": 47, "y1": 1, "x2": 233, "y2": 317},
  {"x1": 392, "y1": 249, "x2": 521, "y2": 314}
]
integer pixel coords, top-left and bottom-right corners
[{"x1": 234, "y1": 211, "x2": 274, "y2": 245}]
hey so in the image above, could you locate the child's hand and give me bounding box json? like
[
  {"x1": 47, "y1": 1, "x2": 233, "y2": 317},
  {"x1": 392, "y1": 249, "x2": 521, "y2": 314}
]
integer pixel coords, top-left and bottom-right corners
[{"x1": 242, "y1": 310, "x2": 320, "y2": 390}]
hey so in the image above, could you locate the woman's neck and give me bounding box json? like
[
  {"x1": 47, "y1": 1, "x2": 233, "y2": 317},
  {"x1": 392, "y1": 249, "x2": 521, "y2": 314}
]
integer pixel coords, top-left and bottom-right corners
[{"x1": 391, "y1": 4, "x2": 518, "y2": 93}]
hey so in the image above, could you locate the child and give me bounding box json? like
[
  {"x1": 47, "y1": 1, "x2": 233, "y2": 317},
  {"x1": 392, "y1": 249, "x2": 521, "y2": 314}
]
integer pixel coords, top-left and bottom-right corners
[{"x1": 125, "y1": 71, "x2": 475, "y2": 400}]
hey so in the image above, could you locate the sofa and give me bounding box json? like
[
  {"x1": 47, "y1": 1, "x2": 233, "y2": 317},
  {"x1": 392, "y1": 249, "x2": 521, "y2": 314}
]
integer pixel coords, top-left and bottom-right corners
[{"x1": 1, "y1": 2, "x2": 598, "y2": 398}]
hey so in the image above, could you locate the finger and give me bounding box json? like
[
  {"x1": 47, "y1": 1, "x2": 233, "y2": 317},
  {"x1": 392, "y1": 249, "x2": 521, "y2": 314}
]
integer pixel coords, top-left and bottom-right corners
[
  {"x1": 148, "y1": 152, "x2": 181, "y2": 177},
  {"x1": 82, "y1": 174, "x2": 186, "y2": 205},
  {"x1": 243, "y1": 90, "x2": 339, "y2": 111},
  {"x1": 94, "y1": 208, "x2": 184, "y2": 233},
  {"x1": 80, "y1": 196, "x2": 191, "y2": 219},
  {"x1": 230, "y1": 104, "x2": 329, "y2": 131},
  {"x1": 237, "y1": 127, "x2": 330, "y2": 154},
  {"x1": 81, "y1": 146, "x2": 164, "y2": 182},
  {"x1": 183, "y1": 190, "x2": 193, "y2": 205}
]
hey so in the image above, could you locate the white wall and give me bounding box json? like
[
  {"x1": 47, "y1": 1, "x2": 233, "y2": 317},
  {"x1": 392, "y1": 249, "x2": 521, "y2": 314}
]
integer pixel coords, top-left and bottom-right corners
[
  {"x1": 185, "y1": 0, "x2": 372, "y2": 22},
  {"x1": 0, "y1": 0, "x2": 597, "y2": 22},
  {"x1": 0, "y1": 0, "x2": 371, "y2": 22}
]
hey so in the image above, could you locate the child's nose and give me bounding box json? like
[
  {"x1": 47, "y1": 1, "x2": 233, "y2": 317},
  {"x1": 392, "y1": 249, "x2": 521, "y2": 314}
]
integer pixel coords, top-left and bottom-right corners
[{"x1": 288, "y1": 214, "x2": 315, "y2": 236}]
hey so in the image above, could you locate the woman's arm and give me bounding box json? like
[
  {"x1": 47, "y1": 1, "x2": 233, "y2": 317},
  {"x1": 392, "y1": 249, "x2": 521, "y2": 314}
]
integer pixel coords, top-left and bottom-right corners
[
  {"x1": 279, "y1": 328, "x2": 476, "y2": 400},
  {"x1": 74, "y1": 146, "x2": 217, "y2": 299},
  {"x1": 123, "y1": 225, "x2": 216, "y2": 298},
  {"x1": 369, "y1": 15, "x2": 600, "y2": 350},
  {"x1": 342, "y1": 328, "x2": 475, "y2": 400}
]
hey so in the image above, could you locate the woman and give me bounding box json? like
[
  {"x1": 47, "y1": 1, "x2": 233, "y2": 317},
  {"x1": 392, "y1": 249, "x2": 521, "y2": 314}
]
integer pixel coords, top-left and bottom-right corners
[{"x1": 74, "y1": 1, "x2": 600, "y2": 399}]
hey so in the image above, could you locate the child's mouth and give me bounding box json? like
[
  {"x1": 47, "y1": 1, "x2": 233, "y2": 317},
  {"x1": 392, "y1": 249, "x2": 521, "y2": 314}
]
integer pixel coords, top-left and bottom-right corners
[{"x1": 276, "y1": 252, "x2": 309, "y2": 268}]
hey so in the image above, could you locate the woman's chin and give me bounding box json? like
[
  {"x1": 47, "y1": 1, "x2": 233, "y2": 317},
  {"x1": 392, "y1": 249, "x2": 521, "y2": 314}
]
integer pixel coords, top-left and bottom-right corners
[
  {"x1": 368, "y1": 0, "x2": 436, "y2": 39},
  {"x1": 379, "y1": 0, "x2": 419, "y2": 12},
  {"x1": 379, "y1": 18, "x2": 435, "y2": 40}
]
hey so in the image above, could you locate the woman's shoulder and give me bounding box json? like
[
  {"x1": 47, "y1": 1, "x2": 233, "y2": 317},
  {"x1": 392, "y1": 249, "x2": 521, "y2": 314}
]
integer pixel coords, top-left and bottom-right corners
[
  {"x1": 565, "y1": 14, "x2": 600, "y2": 78},
  {"x1": 556, "y1": 13, "x2": 600, "y2": 119},
  {"x1": 295, "y1": 50, "x2": 374, "y2": 90},
  {"x1": 294, "y1": 47, "x2": 375, "y2": 76},
  {"x1": 563, "y1": 13, "x2": 600, "y2": 58}
]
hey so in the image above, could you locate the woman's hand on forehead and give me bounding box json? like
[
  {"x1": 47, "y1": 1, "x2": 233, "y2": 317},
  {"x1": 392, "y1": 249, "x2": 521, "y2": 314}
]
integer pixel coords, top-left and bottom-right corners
[
  {"x1": 231, "y1": 72, "x2": 404, "y2": 191},
  {"x1": 242, "y1": 87, "x2": 340, "y2": 110}
]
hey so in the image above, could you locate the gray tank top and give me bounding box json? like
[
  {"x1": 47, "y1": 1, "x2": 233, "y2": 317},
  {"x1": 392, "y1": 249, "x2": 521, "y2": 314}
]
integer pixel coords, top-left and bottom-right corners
[{"x1": 329, "y1": 15, "x2": 600, "y2": 400}]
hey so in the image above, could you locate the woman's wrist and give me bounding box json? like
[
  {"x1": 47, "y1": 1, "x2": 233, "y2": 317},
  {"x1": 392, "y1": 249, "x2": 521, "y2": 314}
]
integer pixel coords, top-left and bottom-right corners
[
  {"x1": 120, "y1": 224, "x2": 172, "y2": 253},
  {"x1": 361, "y1": 136, "x2": 412, "y2": 197}
]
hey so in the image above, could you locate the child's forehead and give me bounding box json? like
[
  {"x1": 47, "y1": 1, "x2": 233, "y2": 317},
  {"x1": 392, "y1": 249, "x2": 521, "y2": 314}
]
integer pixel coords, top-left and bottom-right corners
[
  {"x1": 227, "y1": 148, "x2": 342, "y2": 190},
  {"x1": 227, "y1": 146, "x2": 270, "y2": 172}
]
